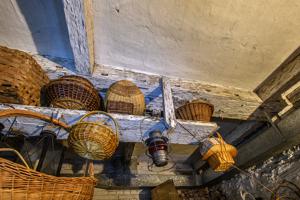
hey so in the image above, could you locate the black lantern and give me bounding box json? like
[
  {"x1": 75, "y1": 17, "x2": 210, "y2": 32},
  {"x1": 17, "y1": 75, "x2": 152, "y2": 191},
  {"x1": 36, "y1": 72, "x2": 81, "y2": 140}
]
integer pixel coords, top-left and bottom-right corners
[{"x1": 145, "y1": 130, "x2": 168, "y2": 167}]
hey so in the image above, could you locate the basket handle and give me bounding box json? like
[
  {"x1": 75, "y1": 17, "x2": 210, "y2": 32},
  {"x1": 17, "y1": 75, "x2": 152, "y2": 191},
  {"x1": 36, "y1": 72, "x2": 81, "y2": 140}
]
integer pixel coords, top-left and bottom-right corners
[
  {"x1": 0, "y1": 109, "x2": 69, "y2": 129},
  {"x1": 0, "y1": 148, "x2": 30, "y2": 169},
  {"x1": 84, "y1": 160, "x2": 95, "y2": 178},
  {"x1": 78, "y1": 111, "x2": 119, "y2": 135}
]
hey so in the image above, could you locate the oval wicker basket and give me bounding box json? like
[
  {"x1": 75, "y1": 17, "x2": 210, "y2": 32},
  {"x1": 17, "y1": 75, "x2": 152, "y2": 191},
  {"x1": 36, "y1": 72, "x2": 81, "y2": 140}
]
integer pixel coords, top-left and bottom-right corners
[
  {"x1": 175, "y1": 100, "x2": 214, "y2": 122},
  {"x1": 68, "y1": 111, "x2": 119, "y2": 160},
  {"x1": 0, "y1": 46, "x2": 49, "y2": 106},
  {"x1": 105, "y1": 80, "x2": 145, "y2": 115},
  {"x1": 0, "y1": 148, "x2": 96, "y2": 200},
  {"x1": 44, "y1": 75, "x2": 101, "y2": 111}
]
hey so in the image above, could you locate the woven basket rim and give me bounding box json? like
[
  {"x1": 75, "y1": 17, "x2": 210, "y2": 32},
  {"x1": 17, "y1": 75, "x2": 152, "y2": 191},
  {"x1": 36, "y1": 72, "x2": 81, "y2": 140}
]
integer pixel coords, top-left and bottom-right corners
[
  {"x1": 202, "y1": 143, "x2": 237, "y2": 160},
  {"x1": 70, "y1": 122, "x2": 118, "y2": 136},
  {"x1": 176, "y1": 99, "x2": 214, "y2": 113},
  {"x1": 0, "y1": 157, "x2": 96, "y2": 182},
  {"x1": 108, "y1": 80, "x2": 143, "y2": 96},
  {"x1": 182, "y1": 100, "x2": 214, "y2": 109},
  {"x1": 60, "y1": 75, "x2": 94, "y2": 86},
  {"x1": 45, "y1": 81, "x2": 99, "y2": 98}
]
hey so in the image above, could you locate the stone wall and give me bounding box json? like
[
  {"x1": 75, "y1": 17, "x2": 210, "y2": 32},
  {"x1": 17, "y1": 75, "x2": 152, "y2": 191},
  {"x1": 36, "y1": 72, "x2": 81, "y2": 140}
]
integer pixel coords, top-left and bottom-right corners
[{"x1": 211, "y1": 145, "x2": 300, "y2": 199}]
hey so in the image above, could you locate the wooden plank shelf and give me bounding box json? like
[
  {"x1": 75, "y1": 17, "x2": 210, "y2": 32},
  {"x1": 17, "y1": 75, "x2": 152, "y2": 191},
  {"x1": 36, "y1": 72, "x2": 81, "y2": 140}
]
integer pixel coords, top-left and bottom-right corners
[{"x1": 0, "y1": 104, "x2": 218, "y2": 145}]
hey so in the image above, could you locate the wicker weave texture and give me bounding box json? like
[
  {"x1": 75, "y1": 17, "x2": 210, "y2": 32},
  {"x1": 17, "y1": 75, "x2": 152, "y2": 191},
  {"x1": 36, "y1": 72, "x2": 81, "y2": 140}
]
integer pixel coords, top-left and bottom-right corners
[
  {"x1": 105, "y1": 80, "x2": 145, "y2": 115},
  {"x1": 175, "y1": 100, "x2": 214, "y2": 122},
  {"x1": 207, "y1": 151, "x2": 235, "y2": 172},
  {"x1": 0, "y1": 46, "x2": 49, "y2": 106},
  {"x1": 68, "y1": 112, "x2": 119, "y2": 160},
  {"x1": 68, "y1": 123, "x2": 118, "y2": 160},
  {"x1": 45, "y1": 76, "x2": 101, "y2": 111},
  {"x1": 0, "y1": 152, "x2": 96, "y2": 200}
]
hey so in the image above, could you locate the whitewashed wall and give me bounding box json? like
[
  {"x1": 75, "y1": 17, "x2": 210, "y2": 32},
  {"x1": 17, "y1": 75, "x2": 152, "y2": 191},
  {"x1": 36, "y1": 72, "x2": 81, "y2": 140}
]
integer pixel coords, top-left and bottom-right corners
[{"x1": 0, "y1": 0, "x2": 73, "y2": 59}]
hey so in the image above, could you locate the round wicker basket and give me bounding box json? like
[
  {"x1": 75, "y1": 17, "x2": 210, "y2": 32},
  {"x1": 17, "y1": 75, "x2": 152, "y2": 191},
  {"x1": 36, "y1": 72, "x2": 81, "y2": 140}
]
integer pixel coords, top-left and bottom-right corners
[
  {"x1": 105, "y1": 80, "x2": 145, "y2": 115},
  {"x1": 175, "y1": 100, "x2": 214, "y2": 122},
  {"x1": 68, "y1": 111, "x2": 119, "y2": 160},
  {"x1": 44, "y1": 75, "x2": 101, "y2": 111},
  {"x1": 0, "y1": 46, "x2": 49, "y2": 106}
]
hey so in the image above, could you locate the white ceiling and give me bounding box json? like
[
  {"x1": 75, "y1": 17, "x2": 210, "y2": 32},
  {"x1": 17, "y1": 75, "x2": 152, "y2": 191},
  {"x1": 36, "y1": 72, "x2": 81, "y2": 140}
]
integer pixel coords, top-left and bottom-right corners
[{"x1": 93, "y1": 0, "x2": 300, "y2": 90}]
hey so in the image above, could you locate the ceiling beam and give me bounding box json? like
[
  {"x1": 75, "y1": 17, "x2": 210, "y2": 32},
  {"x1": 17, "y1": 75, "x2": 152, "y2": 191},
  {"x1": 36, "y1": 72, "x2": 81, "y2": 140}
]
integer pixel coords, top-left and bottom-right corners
[
  {"x1": 254, "y1": 47, "x2": 300, "y2": 118},
  {"x1": 63, "y1": 0, "x2": 94, "y2": 74}
]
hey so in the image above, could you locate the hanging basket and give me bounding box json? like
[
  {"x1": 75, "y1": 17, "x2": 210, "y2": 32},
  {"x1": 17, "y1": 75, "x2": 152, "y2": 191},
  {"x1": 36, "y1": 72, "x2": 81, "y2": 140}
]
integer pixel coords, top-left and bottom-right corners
[
  {"x1": 0, "y1": 148, "x2": 96, "y2": 200},
  {"x1": 105, "y1": 80, "x2": 145, "y2": 115},
  {"x1": 175, "y1": 100, "x2": 214, "y2": 122},
  {"x1": 68, "y1": 111, "x2": 119, "y2": 160},
  {"x1": 44, "y1": 75, "x2": 101, "y2": 111},
  {"x1": 0, "y1": 46, "x2": 49, "y2": 106},
  {"x1": 200, "y1": 134, "x2": 237, "y2": 172}
]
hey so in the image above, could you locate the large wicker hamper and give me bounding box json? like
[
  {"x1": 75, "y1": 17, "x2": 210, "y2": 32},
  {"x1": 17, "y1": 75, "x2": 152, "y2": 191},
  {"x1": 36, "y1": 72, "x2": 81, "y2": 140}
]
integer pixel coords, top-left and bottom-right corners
[
  {"x1": 0, "y1": 46, "x2": 49, "y2": 106},
  {"x1": 0, "y1": 148, "x2": 96, "y2": 200}
]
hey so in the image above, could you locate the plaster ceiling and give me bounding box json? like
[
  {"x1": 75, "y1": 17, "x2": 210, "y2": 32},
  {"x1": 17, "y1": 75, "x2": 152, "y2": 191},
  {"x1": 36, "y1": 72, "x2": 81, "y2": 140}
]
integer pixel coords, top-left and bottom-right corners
[{"x1": 93, "y1": 0, "x2": 300, "y2": 90}]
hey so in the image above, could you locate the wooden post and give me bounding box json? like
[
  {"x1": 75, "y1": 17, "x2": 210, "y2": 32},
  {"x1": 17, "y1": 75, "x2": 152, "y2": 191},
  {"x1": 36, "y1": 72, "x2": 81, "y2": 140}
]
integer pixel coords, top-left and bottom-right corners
[
  {"x1": 161, "y1": 77, "x2": 176, "y2": 129},
  {"x1": 63, "y1": 0, "x2": 94, "y2": 74}
]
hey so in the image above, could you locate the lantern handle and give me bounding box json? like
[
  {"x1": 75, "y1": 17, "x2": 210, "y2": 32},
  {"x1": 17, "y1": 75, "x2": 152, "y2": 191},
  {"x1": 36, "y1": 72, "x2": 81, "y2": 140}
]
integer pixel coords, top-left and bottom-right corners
[{"x1": 78, "y1": 111, "x2": 119, "y2": 135}]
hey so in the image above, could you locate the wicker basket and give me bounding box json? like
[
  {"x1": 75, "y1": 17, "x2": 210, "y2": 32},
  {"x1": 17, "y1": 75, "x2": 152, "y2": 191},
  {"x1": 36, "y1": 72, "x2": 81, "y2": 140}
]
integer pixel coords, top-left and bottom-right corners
[
  {"x1": 0, "y1": 148, "x2": 96, "y2": 200},
  {"x1": 68, "y1": 111, "x2": 119, "y2": 160},
  {"x1": 0, "y1": 46, "x2": 49, "y2": 106},
  {"x1": 44, "y1": 75, "x2": 101, "y2": 111},
  {"x1": 105, "y1": 80, "x2": 145, "y2": 115},
  {"x1": 175, "y1": 100, "x2": 214, "y2": 122},
  {"x1": 200, "y1": 134, "x2": 237, "y2": 172}
]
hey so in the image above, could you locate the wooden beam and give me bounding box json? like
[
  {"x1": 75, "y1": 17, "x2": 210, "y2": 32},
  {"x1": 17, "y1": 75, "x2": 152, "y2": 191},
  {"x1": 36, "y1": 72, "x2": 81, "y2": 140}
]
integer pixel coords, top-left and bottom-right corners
[
  {"x1": 287, "y1": 84, "x2": 300, "y2": 108},
  {"x1": 254, "y1": 47, "x2": 300, "y2": 118},
  {"x1": 161, "y1": 77, "x2": 176, "y2": 129},
  {"x1": 201, "y1": 107, "x2": 300, "y2": 185},
  {"x1": 96, "y1": 174, "x2": 196, "y2": 188},
  {"x1": 0, "y1": 104, "x2": 217, "y2": 145},
  {"x1": 169, "y1": 78, "x2": 263, "y2": 120},
  {"x1": 32, "y1": 54, "x2": 263, "y2": 120},
  {"x1": 120, "y1": 142, "x2": 136, "y2": 166},
  {"x1": 63, "y1": 0, "x2": 94, "y2": 74}
]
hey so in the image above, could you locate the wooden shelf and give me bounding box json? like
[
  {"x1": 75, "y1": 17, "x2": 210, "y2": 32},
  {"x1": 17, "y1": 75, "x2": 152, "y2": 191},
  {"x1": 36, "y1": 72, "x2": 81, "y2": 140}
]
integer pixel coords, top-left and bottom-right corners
[{"x1": 0, "y1": 104, "x2": 218, "y2": 145}]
